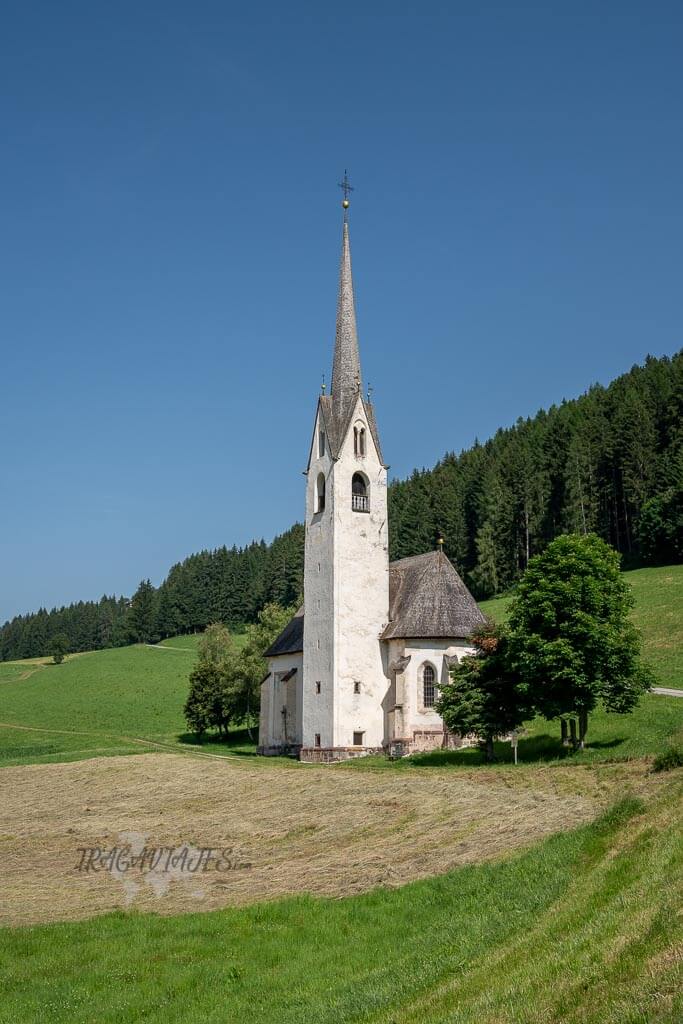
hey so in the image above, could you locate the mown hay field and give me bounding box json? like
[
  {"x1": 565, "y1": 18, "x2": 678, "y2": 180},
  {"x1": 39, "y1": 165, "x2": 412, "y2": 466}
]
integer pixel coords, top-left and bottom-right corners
[{"x1": 0, "y1": 750, "x2": 649, "y2": 928}]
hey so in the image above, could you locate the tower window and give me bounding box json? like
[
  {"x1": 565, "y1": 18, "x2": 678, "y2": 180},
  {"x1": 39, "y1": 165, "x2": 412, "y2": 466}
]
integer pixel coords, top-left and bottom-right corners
[
  {"x1": 422, "y1": 663, "x2": 437, "y2": 709},
  {"x1": 353, "y1": 681, "x2": 361, "y2": 694},
  {"x1": 353, "y1": 425, "x2": 366, "y2": 457},
  {"x1": 319, "y1": 430, "x2": 326, "y2": 457},
  {"x1": 314, "y1": 733, "x2": 321, "y2": 748},
  {"x1": 315, "y1": 681, "x2": 321, "y2": 694},
  {"x1": 315, "y1": 472, "x2": 326, "y2": 513},
  {"x1": 351, "y1": 472, "x2": 369, "y2": 513},
  {"x1": 353, "y1": 731, "x2": 364, "y2": 746}
]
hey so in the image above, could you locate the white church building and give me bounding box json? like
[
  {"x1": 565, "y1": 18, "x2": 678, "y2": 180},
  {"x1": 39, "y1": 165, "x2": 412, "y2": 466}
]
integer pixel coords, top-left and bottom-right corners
[{"x1": 258, "y1": 200, "x2": 486, "y2": 761}]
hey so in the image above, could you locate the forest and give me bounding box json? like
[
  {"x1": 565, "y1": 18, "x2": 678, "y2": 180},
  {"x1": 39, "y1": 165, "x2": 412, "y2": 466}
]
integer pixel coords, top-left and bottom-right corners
[{"x1": 1, "y1": 350, "x2": 681, "y2": 662}]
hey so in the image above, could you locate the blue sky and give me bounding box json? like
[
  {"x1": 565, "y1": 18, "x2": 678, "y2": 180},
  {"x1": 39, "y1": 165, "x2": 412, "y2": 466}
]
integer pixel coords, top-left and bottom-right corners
[{"x1": 2, "y1": 1, "x2": 682, "y2": 622}]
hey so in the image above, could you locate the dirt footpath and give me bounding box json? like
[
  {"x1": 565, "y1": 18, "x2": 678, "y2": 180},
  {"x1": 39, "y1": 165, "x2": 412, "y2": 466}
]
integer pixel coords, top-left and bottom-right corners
[{"x1": 0, "y1": 752, "x2": 646, "y2": 926}]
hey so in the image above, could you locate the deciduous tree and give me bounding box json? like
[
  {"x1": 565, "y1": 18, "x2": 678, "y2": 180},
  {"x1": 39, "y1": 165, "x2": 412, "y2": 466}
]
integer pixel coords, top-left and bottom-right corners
[
  {"x1": 436, "y1": 623, "x2": 532, "y2": 762},
  {"x1": 508, "y1": 534, "x2": 652, "y2": 748},
  {"x1": 51, "y1": 633, "x2": 69, "y2": 665}
]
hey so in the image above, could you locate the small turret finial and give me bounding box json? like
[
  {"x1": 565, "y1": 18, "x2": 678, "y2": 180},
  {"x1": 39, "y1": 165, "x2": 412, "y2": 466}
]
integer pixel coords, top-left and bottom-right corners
[
  {"x1": 437, "y1": 534, "x2": 445, "y2": 549},
  {"x1": 321, "y1": 373, "x2": 326, "y2": 394},
  {"x1": 338, "y1": 170, "x2": 354, "y2": 218},
  {"x1": 367, "y1": 383, "x2": 373, "y2": 402}
]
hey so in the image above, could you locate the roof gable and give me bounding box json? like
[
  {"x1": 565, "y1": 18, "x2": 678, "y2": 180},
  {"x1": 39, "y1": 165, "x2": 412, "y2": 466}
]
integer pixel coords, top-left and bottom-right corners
[{"x1": 318, "y1": 393, "x2": 384, "y2": 467}]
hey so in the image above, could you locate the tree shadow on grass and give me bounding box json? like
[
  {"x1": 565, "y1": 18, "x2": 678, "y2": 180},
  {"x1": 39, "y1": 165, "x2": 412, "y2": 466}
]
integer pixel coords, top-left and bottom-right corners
[
  {"x1": 405, "y1": 732, "x2": 628, "y2": 768},
  {"x1": 177, "y1": 728, "x2": 259, "y2": 757}
]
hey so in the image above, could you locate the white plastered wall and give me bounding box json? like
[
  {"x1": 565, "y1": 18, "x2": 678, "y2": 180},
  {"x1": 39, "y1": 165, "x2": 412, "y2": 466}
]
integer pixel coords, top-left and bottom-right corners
[
  {"x1": 385, "y1": 637, "x2": 475, "y2": 744},
  {"x1": 302, "y1": 395, "x2": 390, "y2": 750},
  {"x1": 259, "y1": 652, "x2": 303, "y2": 750}
]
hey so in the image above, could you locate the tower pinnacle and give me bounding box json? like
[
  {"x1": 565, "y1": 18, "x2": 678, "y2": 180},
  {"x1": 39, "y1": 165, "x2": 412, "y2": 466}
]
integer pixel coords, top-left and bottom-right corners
[{"x1": 330, "y1": 216, "x2": 362, "y2": 414}]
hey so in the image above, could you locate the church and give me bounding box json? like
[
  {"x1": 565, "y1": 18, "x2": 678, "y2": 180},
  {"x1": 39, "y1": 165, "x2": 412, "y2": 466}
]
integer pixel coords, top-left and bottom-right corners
[{"x1": 258, "y1": 193, "x2": 486, "y2": 761}]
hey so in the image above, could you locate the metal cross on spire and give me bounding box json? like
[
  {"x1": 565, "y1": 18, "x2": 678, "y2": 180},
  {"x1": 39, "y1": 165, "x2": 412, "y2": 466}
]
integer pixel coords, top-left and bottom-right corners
[{"x1": 338, "y1": 170, "x2": 354, "y2": 218}]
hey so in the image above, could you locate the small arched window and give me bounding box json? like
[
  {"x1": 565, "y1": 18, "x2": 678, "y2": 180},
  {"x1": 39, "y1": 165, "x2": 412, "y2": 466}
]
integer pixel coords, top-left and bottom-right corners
[
  {"x1": 353, "y1": 424, "x2": 366, "y2": 457},
  {"x1": 316, "y1": 472, "x2": 326, "y2": 513},
  {"x1": 422, "y1": 663, "x2": 436, "y2": 708},
  {"x1": 351, "y1": 472, "x2": 369, "y2": 513}
]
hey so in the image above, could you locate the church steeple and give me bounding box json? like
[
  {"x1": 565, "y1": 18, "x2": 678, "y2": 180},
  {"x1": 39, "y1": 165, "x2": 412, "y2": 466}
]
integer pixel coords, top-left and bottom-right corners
[{"x1": 330, "y1": 186, "x2": 362, "y2": 416}]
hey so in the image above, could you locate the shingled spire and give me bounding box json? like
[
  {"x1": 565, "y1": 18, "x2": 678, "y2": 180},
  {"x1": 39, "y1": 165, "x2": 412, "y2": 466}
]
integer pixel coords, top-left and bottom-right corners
[{"x1": 330, "y1": 219, "x2": 362, "y2": 414}]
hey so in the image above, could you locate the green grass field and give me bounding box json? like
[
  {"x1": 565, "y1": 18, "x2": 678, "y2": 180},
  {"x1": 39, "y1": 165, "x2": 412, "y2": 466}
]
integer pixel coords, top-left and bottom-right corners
[
  {"x1": 0, "y1": 566, "x2": 681, "y2": 768},
  {"x1": 0, "y1": 635, "x2": 251, "y2": 767},
  {"x1": 0, "y1": 781, "x2": 680, "y2": 1024}
]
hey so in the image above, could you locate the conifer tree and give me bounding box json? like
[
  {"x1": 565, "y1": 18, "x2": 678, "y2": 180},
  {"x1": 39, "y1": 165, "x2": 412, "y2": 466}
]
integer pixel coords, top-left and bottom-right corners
[{"x1": 127, "y1": 579, "x2": 158, "y2": 644}]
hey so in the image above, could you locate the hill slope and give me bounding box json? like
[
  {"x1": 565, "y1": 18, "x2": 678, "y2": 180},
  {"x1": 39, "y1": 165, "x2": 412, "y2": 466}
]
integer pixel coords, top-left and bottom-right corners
[{"x1": 0, "y1": 783, "x2": 680, "y2": 1024}]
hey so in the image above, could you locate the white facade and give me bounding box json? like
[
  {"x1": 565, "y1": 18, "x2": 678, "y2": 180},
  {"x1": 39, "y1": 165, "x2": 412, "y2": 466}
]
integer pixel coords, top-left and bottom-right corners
[
  {"x1": 302, "y1": 395, "x2": 389, "y2": 753},
  {"x1": 383, "y1": 639, "x2": 474, "y2": 756},
  {"x1": 258, "y1": 653, "x2": 303, "y2": 756}
]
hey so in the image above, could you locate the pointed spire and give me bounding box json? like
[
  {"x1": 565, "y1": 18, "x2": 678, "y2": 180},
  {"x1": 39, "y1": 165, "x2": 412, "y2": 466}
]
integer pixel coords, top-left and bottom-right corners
[{"x1": 331, "y1": 219, "x2": 362, "y2": 413}]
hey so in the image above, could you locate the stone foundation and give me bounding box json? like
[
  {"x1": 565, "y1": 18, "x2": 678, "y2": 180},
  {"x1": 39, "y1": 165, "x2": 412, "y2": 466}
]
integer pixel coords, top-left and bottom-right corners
[
  {"x1": 257, "y1": 744, "x2": 302, "y2": 758},
  {"x1": 299, "y1": 746, "x2": 384, "y2": 764},
  {"x1": 388, "y1": 729, "x2": 474, "y2": 759}
]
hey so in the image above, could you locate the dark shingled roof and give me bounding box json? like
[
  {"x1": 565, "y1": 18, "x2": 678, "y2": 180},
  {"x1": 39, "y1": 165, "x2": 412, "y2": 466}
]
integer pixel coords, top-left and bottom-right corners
[
  {"x1": 381, "y1": 550, "x2": 486, "y2": 640},
  {"x1": 264, "y1": 551, "x2": 485, "y2": 658},
  {"x1": 263, "y1": 605, "x2": 304, "y2": 657},
  {"x1": 318, "y1": 394, "x2": 384, "y2": 467}
]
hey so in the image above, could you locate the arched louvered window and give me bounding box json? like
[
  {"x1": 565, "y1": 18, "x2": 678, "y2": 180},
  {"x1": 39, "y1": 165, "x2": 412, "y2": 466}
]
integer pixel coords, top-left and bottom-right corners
[
  {"x1": 422, "y1": 663, "x2": 436, "y2": 708},
  {"x1": 351, "y1": 472, "x2": 369, "y2": 512}
]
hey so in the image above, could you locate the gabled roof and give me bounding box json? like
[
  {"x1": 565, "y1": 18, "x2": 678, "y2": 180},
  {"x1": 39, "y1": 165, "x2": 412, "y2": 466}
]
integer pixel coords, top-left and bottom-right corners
[
  {"x1": 381, "y1": 550, "x2": 487, "y2": 640},
  {"x1": 263, "y1": 605, "x2": 304, "y2": 657},
  {"x1": 317, "y1": 393, "x2": 384, "y2": 467}
]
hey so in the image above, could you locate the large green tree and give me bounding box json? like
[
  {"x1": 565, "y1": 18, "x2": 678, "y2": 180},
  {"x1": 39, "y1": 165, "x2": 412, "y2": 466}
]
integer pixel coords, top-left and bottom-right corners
[
  {"x1": 436, "y1": 623, "x2": 532, "y2": 762},
  {"x1": 508, "y1": 534, "x2": 652, "y2": 747},
  {"x1": 184, "y1": 623, "x2": 239, "y2": 738},
  {"x1": 183, "y1": 606, "x2": 294, "y2": 740}
]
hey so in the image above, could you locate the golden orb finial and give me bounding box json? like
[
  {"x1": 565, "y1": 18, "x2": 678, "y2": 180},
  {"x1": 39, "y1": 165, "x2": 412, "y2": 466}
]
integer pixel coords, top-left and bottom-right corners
[{"x1": 342, "y1": 198, "x2": 350, "y2": 209}]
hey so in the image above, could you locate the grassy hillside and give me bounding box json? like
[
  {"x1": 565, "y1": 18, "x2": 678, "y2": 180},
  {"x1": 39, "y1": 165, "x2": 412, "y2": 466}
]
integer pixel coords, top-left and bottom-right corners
[
  {"x1": 0, "y1": 566, "x2": 680, "y2": 768},
  {"x1": 0, "y1": 638, "x2": 249, "y2": 767},
  {"x1": 480, "y1": 563, "x2": 683, "y2": 690},
  {"x1": 0, "y1": 782, "x2": 680, "y2": 1024}
]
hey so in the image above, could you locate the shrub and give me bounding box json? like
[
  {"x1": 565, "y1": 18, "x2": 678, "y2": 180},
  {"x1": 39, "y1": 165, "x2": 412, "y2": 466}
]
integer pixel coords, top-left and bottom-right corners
[{"x1": 651, "y1": 746, "x2": 683, "y2": 773}]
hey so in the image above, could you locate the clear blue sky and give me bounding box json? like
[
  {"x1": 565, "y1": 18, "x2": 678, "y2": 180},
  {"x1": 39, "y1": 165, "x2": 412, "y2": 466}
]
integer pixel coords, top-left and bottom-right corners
[{"x1": 2, "y1": 1, "x2": 682, "y2": 623}]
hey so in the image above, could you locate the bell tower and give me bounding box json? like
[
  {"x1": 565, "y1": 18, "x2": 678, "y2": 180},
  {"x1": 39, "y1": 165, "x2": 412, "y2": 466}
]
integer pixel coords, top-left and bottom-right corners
[{"x1": 300, "y1": 181, "x2": 390, "y2": 758}]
